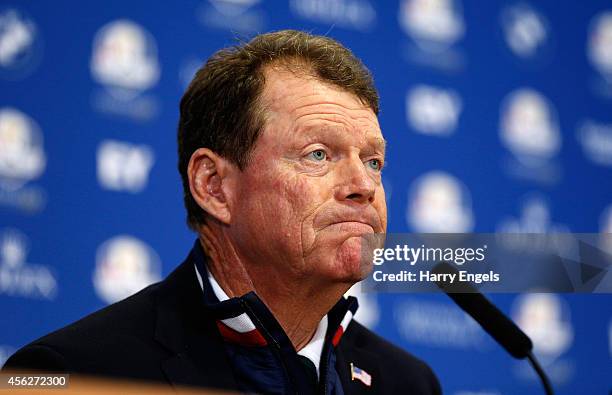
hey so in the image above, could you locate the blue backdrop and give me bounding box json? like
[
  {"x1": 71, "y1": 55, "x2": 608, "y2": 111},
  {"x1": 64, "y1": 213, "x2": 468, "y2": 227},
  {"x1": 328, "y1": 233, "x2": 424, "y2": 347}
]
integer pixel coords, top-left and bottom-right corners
[{"x1": 1, "y1": 1, "x2": 611, "y2": 394}]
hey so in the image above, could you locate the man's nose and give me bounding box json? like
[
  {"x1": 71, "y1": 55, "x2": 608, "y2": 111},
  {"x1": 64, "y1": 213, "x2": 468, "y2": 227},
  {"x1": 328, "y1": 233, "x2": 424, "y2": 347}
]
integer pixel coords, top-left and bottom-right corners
[{"x1": 334, "y1": 156, "x2": 376, "y2": 204}]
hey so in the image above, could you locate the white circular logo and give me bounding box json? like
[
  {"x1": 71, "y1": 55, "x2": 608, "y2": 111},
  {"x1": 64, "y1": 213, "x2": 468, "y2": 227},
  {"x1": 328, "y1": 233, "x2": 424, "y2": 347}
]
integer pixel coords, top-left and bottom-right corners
[
  {"x1": 407, "y1": 171, "x2": 474, "y2": 232},
  {"x1": 93, "y1": 236, "x2": 162, "y2": 304},
  {"x1": 406, "y1": 85, "x2": 462, "y2": 136},
  {"x1": 90, "y1": 20, "x2": 160, "y2": 95},
  {"x1": 512, "y1": 294, "x2": 573, "y2": 361},
  {"x1": 0, "y1": 7, "x2": 41, "y2": 79},
  {"x1": 588, "y1": 11, "x2": 612, "y2": 82},
  {"x1": 501, "y1": 3, "x2": 551, "y2": 60},
  {"x1": 0, "y1": 107, "x2": 46, "y2": 190},
  {"x1": 399, "y1": 0, "x2": 465, "y2": 53},
  {"x1": 500, "y1": 88, "x2": 561, "y2": 163}
]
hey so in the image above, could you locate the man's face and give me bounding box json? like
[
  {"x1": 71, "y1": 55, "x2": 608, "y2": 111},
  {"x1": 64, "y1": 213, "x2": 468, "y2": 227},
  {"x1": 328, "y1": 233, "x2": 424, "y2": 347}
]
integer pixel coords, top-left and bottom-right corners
[{"x1": 228, "y1": 67, "x2": 387, "y2": 285}]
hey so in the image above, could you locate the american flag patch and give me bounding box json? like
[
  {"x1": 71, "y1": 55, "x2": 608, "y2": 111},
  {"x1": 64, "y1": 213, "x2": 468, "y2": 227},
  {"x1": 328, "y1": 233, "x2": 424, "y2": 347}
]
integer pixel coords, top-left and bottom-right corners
[{"x1": 350, "y1": 363, "x2": 372, "y2": 387}]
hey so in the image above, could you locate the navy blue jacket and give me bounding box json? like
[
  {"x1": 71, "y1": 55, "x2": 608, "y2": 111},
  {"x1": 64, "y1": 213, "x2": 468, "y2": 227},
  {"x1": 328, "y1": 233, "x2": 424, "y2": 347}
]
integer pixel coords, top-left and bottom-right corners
[{"x1": 3, "y1": 242, "x2": 441, "y2": 394}]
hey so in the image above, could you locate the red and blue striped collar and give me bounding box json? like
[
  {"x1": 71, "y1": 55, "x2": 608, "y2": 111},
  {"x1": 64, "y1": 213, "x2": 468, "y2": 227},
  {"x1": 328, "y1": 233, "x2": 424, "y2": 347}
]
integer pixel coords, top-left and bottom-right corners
[{"x1": 190, "y1": 240, "x2": 359, "y2": 352}]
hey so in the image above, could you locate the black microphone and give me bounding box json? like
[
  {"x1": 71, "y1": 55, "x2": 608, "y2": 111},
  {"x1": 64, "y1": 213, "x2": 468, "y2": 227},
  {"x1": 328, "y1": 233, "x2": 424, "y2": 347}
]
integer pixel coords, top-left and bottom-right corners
[{"x1": 433, "y1": 262, "x2": 554, "y2": 395}]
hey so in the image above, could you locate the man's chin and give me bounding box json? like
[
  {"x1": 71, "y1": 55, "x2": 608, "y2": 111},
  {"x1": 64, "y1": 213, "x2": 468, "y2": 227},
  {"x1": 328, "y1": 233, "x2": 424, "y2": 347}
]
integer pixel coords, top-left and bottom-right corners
[
  {"x1": 329, "y1": 236, "x2": 373, "y2": 282},
  {"x1": 306, "y1": 231, "x2": 381, "y2": 283}
]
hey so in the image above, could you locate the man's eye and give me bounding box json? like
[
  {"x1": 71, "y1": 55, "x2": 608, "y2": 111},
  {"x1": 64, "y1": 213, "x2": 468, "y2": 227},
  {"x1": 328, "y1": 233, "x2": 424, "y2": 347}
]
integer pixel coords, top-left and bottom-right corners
[
  {"x1": 308, "y1": 150, "x2": 327, "y2": 161},
  {"x1": 367, "y1": 159, "x2": 382, "y2": 171}
]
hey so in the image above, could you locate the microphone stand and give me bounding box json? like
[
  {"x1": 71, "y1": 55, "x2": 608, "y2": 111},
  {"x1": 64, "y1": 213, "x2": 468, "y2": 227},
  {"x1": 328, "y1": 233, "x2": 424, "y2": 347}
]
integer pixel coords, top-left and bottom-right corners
[
  {"x1": 433, "y1": 262, "x2": 555, "y2": 395},
  {"x1": 526, "y1": 351, "x2": 554, "y2": 395}
]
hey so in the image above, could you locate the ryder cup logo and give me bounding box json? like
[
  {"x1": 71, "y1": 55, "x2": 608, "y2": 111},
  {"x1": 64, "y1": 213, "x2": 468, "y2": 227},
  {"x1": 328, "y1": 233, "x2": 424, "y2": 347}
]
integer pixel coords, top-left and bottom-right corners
[
  {"x1": 93, "y1": 236, "x2": 161, "y2": 304},
  {"x1": 407, "y1": 171, "x2": 474, "y2": 233},
  {"x1": 399, "y1": 0, "x2": 465, "y2": 53},
  {"x1": 406, "y1": 85, "x2": 462, "y2": 136},
  {"x1": 577, "y1": 120, "x2": 612, "y2": 167},
  {"x1": 90, "y1": 20, "x2": 160, "y2": 97},
  {"x1": 587, "y1": 11, "x2": 612, "y2": 83},
  {"x1": 501, "y1": 3, "x2": 550, "y2": 60},
  {"x1": 500, "y1": 89, "x2": 560, "y2": 165},
  {"x1": 0, "y1": 107, "x2": 46, "y2": 191},
  {"x1": 512, "y1": 294, "x2": 573, "y2": 363},
  {"x1": 0, "y1": 7, "x2": 41, "y2": 79}
]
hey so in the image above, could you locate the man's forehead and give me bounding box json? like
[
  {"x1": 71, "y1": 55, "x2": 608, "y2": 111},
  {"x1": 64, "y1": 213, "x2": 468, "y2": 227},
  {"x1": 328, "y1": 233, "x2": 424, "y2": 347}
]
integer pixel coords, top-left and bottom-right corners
[
  {"x1": 260, "y1": 66, "x2": 376, "y2": 117},
  {"x1": 298, "y1": 120, "x2": 385, "y2": 141},
  {"x1": 372, "y1": 136, "x2": 387, "y2": 151}
]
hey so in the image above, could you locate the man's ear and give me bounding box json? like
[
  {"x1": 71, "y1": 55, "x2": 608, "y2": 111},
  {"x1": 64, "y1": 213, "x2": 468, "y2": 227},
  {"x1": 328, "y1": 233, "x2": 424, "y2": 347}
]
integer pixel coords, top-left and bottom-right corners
[{"x1": 187, "y1": 148, "x2": 236, "y2": 225}]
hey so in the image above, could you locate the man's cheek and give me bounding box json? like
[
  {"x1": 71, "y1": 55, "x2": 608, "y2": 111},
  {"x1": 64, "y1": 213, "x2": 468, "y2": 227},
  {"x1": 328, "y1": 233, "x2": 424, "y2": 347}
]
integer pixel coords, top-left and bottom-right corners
[{"x1": 279, "y1": 174, "x2": 321, "y2": 214}]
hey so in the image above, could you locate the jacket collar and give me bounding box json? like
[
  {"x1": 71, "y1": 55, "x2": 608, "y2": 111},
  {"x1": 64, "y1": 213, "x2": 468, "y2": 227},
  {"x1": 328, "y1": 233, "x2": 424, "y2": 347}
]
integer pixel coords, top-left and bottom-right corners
[
  {"x1": 190, "y1": 239, "x2": 359, "y2": 353},
  {"x1": 153, "y1": 242, "x2": 240, "y2": 390},
  {"x1": 153, "y1": 239, "x2": 366, "y2": 393}
]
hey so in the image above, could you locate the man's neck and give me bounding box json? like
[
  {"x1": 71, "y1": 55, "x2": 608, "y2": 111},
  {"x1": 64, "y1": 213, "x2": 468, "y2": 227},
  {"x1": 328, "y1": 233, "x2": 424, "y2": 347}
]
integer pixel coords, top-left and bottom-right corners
[{"x1": 198, "y1": 227, "x2": 350, "y2": 351}]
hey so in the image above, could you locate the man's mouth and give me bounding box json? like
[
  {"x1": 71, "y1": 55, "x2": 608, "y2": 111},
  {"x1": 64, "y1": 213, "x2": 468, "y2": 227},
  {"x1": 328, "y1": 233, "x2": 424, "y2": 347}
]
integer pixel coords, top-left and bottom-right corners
[{"x1": 327, "y1": 221, "x2": 375, "y2": 234}]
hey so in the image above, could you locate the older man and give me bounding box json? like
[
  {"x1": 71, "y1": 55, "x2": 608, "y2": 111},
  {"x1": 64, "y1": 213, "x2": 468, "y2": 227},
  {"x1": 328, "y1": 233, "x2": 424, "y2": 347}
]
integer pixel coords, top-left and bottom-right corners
[{"x1": 4, "y1": 30, "x2": 440, "y2": 394}]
